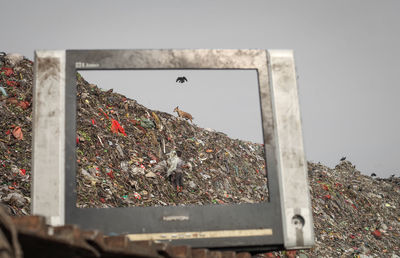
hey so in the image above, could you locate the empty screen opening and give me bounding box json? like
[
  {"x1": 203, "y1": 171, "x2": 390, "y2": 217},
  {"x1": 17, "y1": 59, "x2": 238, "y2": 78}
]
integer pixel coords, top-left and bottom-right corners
[{"x1": 75, "y1": 70, "x2": 268, "y2": 208}]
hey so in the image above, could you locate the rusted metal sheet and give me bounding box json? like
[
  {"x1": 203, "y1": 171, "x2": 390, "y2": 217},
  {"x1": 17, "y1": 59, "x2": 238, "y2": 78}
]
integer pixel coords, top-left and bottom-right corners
[
  {"x1": 236, "y1": 253, "x2": 251, "y2": 258},
  {"x1": 12, "y1": 216, "x2": 47, "y2": 236},
  {"x1": 209, "y1": 251, "x2": 223, "y2": 258},
  {"x1": 192, "y1": 249, "x2": 210, "y2": 258},
  {"x1": 0, "y1": 207, "x2": 22, "y2": 258},
  {"x1": 221, "y1": 251, "x2": 236, "y2": 258},
  {"x1": 1, "y1": 208, "x2": 257, "y2": 258},
  {"x1": 103, "y1": 235, "x2": 161, "y2": 258},
  {"x1": 169, "y1": 245, "x2": 192, "y2": 258}
]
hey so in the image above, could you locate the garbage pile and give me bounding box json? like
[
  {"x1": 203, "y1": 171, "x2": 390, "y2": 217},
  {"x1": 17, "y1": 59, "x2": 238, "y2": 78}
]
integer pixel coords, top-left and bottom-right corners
[
  {"x1": 75, "y1": 73, "x2": 267, "y2": 208},
  {"x1": 0, "y1": 54, "x2": 33, "y2": 216},
  {"x1": 0, "y1": 53, "x2": 399, "y2": 257},
  {"x1": 303, "y1": 161, "x2": 400, "y2": 257}
]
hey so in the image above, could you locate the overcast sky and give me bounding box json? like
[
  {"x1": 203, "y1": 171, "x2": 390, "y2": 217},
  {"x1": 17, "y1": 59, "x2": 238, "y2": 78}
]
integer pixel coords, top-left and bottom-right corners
[{"x1": 1, "y1": 0, "x2": 399, "y2": 178}]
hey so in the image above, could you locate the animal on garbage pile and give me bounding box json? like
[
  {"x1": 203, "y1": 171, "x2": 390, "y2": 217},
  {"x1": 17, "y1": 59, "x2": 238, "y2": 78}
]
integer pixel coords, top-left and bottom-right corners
[
  {"x1": 176, "y1": 76, "x2": 188, "y2": 83},
  {"x1": 173, "y1": 106, "x2": 193, "y2": 123},
  {"x1": 340, "y1": 156, "x2": 346, "y2": 161}
]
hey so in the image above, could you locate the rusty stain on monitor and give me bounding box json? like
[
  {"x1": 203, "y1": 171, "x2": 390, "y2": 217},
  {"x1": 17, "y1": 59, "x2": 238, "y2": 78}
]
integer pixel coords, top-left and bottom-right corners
[{"x1": 32, "y1": 49, "x2": 314, "y2": 251}]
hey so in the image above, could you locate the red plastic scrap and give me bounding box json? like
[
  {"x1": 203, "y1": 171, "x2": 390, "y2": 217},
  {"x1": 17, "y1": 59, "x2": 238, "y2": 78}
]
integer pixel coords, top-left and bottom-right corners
[
  {"x1": 372, "y1": 229, "x2": 382, "y2": 238},
  {"x1": 91, "y1": 119, "x2": 96, "y2": 125},
  {"x1": 1, "y1": 67, "x2": 14, "y2": 76},
  {"x1": 20, "y1": 169, "x2": 26, "y2": 175},
  {"x1": 100, "y1": 198, "x2": 106, "y2": 203},
  {"x1": 99, "y1": 108, "x2": 109, "y2": 119},
  {"x1": 322, "y1": 184, "x2": 329, "y2": 191},
  {"x1": 6, "y1": 80, "x2": 18, "y2": 87},
  {"x1": 111, "y1": 119, "x2": 127, "y2": 136},
  {"x1": 137, "y1": 125, "x2": 146, "y2": 134},
  {"x1": 323, "y1": 194, "x2": 331, "y2": 199},
  {"x1": 18, "y1": 101, "x2": 30, "y2": 110},
  {"x1": 12, "y1": 126, "x2": 23, "y2": 140},
  {"x1": 106, "y1": 170, "x2": 114, "y2": 179}
]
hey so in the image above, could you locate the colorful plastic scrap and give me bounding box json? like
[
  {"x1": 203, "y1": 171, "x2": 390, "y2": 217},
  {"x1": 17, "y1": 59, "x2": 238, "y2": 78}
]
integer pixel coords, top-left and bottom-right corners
[
  {"x1": 111, "y1": 119, "x2": 127, "y2": 136},
  {"x1": 1, "y1": 67, "x2": 13, "y2": 76},
  {"x1": 12, "y1": 126, "x2": 23, "y2": 140}
]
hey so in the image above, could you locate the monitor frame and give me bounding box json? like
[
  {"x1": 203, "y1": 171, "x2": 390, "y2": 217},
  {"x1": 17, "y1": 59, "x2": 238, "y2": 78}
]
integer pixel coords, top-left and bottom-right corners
[{"x1": 32, "y1": 49, "x2": 314, "y2": 251}]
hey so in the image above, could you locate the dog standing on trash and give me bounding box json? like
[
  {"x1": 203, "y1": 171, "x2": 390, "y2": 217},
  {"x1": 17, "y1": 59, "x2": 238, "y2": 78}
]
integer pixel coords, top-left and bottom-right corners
[{"x1": 166, "y1": 150, "x2": 187, "y2": 192}]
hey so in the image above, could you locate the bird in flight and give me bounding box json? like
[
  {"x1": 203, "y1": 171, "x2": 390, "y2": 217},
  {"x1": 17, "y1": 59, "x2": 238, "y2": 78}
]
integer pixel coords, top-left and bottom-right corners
[
  {"x1": 176, "y1": 76, "x2": 188, "y2": 83},
  {"x1": 340, "y1": 157, "x2": 346, "y2": 161}
]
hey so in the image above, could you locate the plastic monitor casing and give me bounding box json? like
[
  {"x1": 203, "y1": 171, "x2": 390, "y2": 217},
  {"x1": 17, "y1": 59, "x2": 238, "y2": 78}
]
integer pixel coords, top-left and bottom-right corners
[{"x1": 32, "y1": 49, "x2": 314, "y2": 252}]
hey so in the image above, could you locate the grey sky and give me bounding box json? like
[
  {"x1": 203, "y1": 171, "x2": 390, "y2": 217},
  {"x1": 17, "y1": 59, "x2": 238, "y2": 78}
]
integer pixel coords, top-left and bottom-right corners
[{"x1": 1, "y1": 0, "x2": 399, "y2": 177}]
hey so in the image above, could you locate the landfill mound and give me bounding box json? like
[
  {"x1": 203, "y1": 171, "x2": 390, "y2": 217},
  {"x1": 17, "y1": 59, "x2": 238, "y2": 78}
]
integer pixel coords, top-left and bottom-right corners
[
  {"x1": 75, "y1": 73, "x2": 267, "y2": 208},
  {"x1": 0, "y1": 55, "x2": 399, "y2": 257},
  {"x1": 303, "y1": 161, "x2": 400, "y2": 257}
]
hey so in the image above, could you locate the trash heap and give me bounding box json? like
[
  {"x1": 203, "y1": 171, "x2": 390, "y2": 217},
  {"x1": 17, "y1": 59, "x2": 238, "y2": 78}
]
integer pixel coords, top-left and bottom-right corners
[
  {"x1": 0, "y1": 53, "x2": 399, "y2": 257},
  {"x1": 75, "y1": 73, "x2": 267, "y2": 208},
  {"x1": 0, "y1": 54, "x2": 33, "y2": 216},
  {"x1": 303, "y1": 161, "x2": 400, "y2": 257}
]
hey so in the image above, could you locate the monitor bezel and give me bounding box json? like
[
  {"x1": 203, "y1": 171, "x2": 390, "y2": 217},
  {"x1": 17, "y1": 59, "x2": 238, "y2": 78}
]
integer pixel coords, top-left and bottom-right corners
[{"x1": 32, "y1": 49, "x2": 314, "y2": 251}]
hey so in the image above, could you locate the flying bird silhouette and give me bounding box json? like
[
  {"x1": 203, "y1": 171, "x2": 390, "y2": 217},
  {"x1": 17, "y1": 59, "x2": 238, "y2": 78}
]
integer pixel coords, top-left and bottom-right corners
[
  {"x1": 176, "y1": 76, "x2": 188, "y2": 83},
  {"x1": 340, "y1": 157, "x2": 346, "y2": 161}
]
